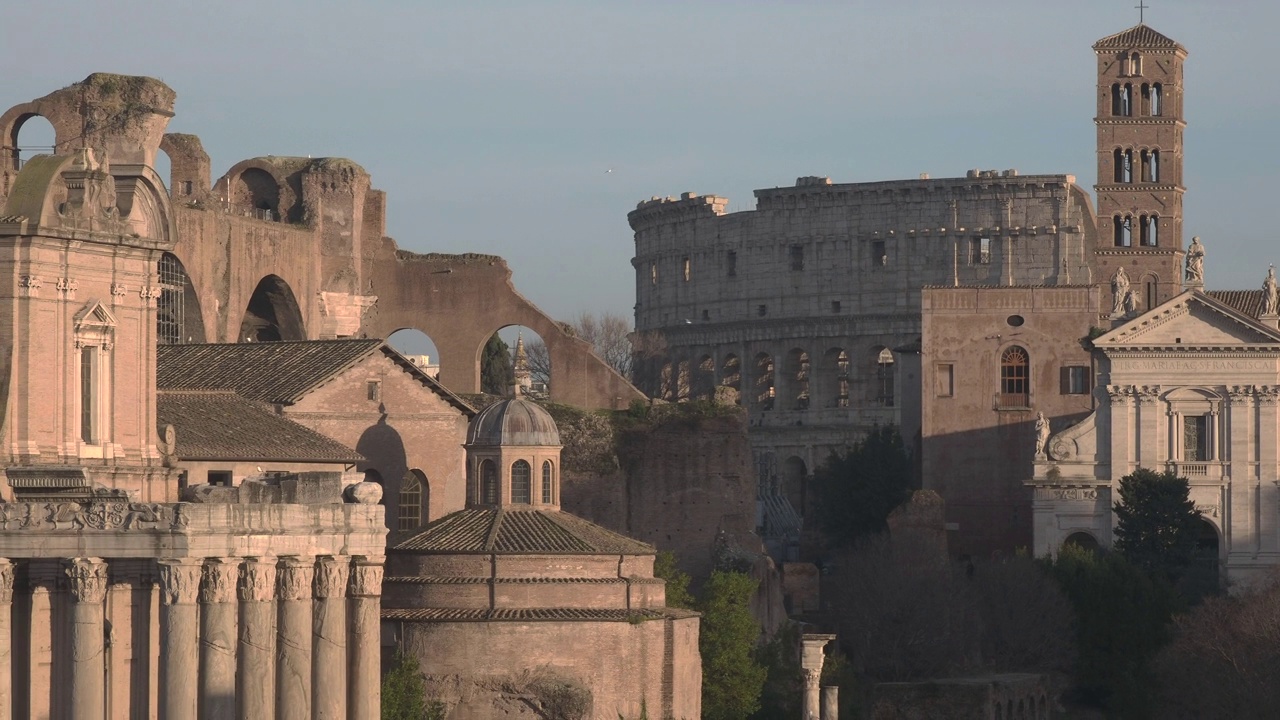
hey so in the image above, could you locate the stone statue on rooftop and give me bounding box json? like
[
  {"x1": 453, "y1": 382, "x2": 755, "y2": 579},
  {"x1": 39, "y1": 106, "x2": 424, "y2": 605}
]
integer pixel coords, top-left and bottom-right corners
[
  {"x1": 1186, "y1": 236, "x2": 1205, "y2": 284},
  {"x1": 1264, "y1": 265, "x2": 1278, "y2": 316},
  {"x1": 1034, "y1": 412, "x2": 1051, "y2": 457},
  {"x1": 1110, "y1": 267, "x2": 1130, "y2": 317}
]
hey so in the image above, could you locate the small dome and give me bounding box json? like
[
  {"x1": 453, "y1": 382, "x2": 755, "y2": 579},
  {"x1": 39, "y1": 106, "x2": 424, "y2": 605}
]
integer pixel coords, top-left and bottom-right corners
[{"x1": 467, "y1": 397, "x2": 561, "y2": 446}]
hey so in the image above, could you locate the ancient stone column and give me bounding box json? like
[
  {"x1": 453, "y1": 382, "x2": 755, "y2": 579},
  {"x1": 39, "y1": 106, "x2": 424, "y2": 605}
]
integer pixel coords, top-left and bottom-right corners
[
  {"x1": 800, "y1": 634, "x2": 835, "y2": 720},
  {"x1": 200, "y1": 558, "x2": 239, "y2": 718},
  {"x1": 0, "y1": 559, "x2": 13, "y2": 720},
  {"x1": 158, "y1": 558, "x2": 203, "y2": 720},
  {"x1": 277, "y1": 557, "x2": 314, "y2": 720},
  {"x1": 65, "y1": 557, "x2": 108, "y2": 720},
  {"x1": 312, "y1": 556, "x2": 349, "y2": 719},
  {"x1": 348, "y1": 557, "x2": 384, "y2": 720},
  {"x1": 238, "y1": 557, "x2": 277, "y2": 720},
  {"x1": 821, "y1": 685, "x2": 839, "y2": 720}
]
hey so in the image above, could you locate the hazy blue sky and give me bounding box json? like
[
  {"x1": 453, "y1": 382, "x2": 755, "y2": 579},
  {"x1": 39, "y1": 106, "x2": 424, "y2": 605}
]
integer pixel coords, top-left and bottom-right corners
[{"x1": 6, "y1": 1, "x2": 1279, "y2": 329}]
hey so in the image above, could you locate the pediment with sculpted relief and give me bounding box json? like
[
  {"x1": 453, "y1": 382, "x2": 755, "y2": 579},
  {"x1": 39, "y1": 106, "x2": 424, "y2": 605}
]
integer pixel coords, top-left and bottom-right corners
[{"x1": 1095, "y1": 290, "x2": 1280, "y2": 349}]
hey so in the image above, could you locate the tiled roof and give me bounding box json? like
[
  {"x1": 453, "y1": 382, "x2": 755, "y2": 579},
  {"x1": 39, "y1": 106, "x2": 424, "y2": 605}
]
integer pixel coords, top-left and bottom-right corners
[
  {"x1": 157, "y1": 340, "x2": 474, "y2": 414},
  {"x1": 391, "y1": 508, "x2": 655, "y2": 555},
  {"x1": 158, "y1": 340, "x2": 381, "y2": 403},
  {"x1": 157, "y1": 390, "x2": 364, "y2": 463},
  {"x1": 1093, "y1": 24, "x2": 1184, "y2": 51},
  {"x1": 1207, "y1": 290, "x2": 1264, "y2": 319},
  {"x1": 381, "y1": 607, "x2": 671, "y2": 622}
]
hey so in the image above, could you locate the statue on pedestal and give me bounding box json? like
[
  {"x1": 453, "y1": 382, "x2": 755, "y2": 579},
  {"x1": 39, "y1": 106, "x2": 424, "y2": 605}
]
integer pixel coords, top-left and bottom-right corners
[
  {"x1": 1186, "y1": 236, "x2": 1205, "y2": 284},
  {"x1": 1110, "y1": 267, "x2": 1130, "y2": 317},
  {"x1": 1034, "y1": 412, "x2": 1051, "y2": 457},
  {"x1": 1264, "y1": 265, "x2": 1278, "y2": 316}
]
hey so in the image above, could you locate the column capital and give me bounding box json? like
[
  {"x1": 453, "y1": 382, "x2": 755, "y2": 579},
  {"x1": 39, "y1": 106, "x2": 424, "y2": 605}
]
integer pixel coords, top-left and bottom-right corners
[
  {"x1": 200, "y1": 558, "x2": 239, "y2": 604},
  {"x1": 157, "y1": 558, "x2": 203, "y2": 606},
  {"x1": 314, "y1": 556, "x2": 350, "y2": 599},
  {"x1": 348, "y1": 557, "x2": 384, "y2": 598},
  {"x1": 0, "y1": 558, "x2": 13, "y2": 603},
  {"x1": 65, "y1": 557, "x2": 108, "y2": 603},
  {"x1": 277, "y1": 556, "x2": 315, "y2": 601},
  {"x1": 802, "y1": 667, "x2": 822, "y2": 689},
  {"x1": 239, "y1": 557, "x2": 277, "y2": 603}
]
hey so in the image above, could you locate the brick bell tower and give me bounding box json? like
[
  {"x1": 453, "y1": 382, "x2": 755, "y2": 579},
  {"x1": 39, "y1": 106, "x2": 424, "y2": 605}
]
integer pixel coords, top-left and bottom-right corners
[{"x1": 1093, "y1": 23, "x2": 1188, "y2": 316}]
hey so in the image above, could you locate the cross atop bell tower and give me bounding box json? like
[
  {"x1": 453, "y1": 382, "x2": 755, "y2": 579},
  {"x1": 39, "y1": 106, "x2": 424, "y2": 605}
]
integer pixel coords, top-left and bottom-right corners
[{"x1": 1093, "y1": 23, "x2": 1188, "y2": 313}]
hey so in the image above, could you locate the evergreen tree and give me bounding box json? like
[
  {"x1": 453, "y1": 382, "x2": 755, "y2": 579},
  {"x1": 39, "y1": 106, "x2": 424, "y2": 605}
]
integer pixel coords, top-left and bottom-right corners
[
  {"x1": 653, "y1": 550, "x2": 694, "y2": 609},
  {"x1": 811, "y1": 426, "x2": 912, "y2": 547},
  {"x1": 381, "y1": 651, "x2": 432, "y2": 720},
  {"x1": 1113, "y1": 468, "x2": 1202, "y2": 584},
  {"x1": 480, "y1": 333, "x2": 514, "y2": 395},
  {"x1": 699, "y1": 570, "x2": 767, "y2": 720}
]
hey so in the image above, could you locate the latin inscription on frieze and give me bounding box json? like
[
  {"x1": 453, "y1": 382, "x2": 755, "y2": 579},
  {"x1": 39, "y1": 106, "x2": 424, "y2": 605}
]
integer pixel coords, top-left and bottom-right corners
[{"x1": 1116, "y1": 359, "x2": 1273, "y2": 373}]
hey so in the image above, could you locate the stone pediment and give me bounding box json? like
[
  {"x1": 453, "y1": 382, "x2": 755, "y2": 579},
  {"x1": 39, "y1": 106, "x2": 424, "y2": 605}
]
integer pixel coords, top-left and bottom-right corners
[
  {"x1": 1095, "y1": 291, "x2": 1280, "y2": 349},
  {"x1": 74, "y1": 300, "x2": 117, "y2": 329}
]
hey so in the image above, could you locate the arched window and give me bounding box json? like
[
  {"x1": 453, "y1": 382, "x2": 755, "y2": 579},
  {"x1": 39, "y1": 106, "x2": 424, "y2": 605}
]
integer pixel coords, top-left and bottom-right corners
[
  {"x1": 542, "y1": 461, "x2": 554, "y2": 504},
  {"x1": 1151, "y1": 83, "x2": 1163, "y2": 116},
  {"x1": 398, "y1": 471, "x2": 425, "y2": 531},
  {"x1": 1150, "y1": 150, "x2": 1159, "y2": 182},
  {"x1": 875, "y1": 348, "x2": 895, "y2": 407},
  {"x1": 786, "y1": 349, "x2": 810, "y2": 410},
  {"x1": 1131, "y1": 52, "x2": 1142, "y2": 76},
  {"x1": 511, "y1": 460, "x2": 532, "y2": 504},
  {"x1": 1140, "y1": 215, "x2": 1159, "y2": 247},
  {"x1": 481, "y1": 460, "x2": 498, "y2": 504},
  {"x1": 721, "y1": 354, "x2": 741, "y2": 402},
  {"x1": 754, "y1": 353, "x2": 775, "y2": 410},
  {"x1": 1114, "y1": 216, "x2": 1132, "y2": 247},
  {"x1": 1000, "y1": 346, "x2": 1030, "y2": 408}
]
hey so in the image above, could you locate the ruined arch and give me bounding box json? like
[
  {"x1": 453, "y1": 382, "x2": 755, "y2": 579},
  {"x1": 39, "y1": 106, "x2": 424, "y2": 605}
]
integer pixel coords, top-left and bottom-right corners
[
  {"x1": 784, "y1": 348, "x2": 811, "y2": 410},
  {"x1": 239, "y1": 275, "x2": 306, "y2": 342},
  {"x1": 675, "y1": 358, "x2": 691, "y2": 401},
  {"x1": 721, "y1": 354, "x2": 741, "y2": 396},
  {"x1": 157, "y1": 252, "x2": 207, "y2": 344},
  {"x1": 781, "y1": 456, "x2": 808, "y2": 517},
  {"x1": 693, "y1": 354, "x2": 716, "y2": 400},
  {"x1": 387, "y1": 328, "x2": 442, "y2": 378},
  {"x1": 872, "y1": 346, "x2": 895, "y2": 407},
  {"x1": 821, "y1": 347, "x2": 851, "y2": 409},
  {"x1": 4, "y1": 111, "x2": 56, "y2": 172},
  {"x1": 235, "y1": 167, "x2": 279, "y2": 219},
  {"x1": 754, "y1": 352, "x2": 775, "y2": 410}
]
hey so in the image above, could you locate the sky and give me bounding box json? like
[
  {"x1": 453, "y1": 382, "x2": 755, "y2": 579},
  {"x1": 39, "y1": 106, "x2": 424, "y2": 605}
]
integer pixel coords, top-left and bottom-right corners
[{"x1": 5, "y1": 0, "x2": 1280, "y2": 333}]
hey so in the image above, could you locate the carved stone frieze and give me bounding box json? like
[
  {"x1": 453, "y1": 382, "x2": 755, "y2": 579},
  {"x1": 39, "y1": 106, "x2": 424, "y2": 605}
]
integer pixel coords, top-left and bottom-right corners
[
  {"x1": 314, "y1": 556, "x2": 350, "y2": 599},
  {"x1": 0, "y1": 559, "x2": 13, "y2": 603},
  {"x1": 1134, "y1": 385, "x2": 1161, "y2": 404},
  {"x1": 1257, "y1": 386, "x2": 1280, "y2": 405},
  {"x1": 110, "y1": 283, "x2": 128, "y2": 296},
  {"x1": 18, "y1": 275, "x2": 43, "y2": 297},
  {"x1": 277, "y1": 558, "x2": 315, "y2": 602},
  {"x1": 200, "y1": 559, "x2": 239, "y2": 604},
  {"x1": 1196, "y1": 504, "x2": 1220, "y2": 519},
  {"x1": 1034, "y1": 487, "x2": 1100, "y2": 501},
  {"x1": 56, "y1": 277, "x2": 78, "y2": 296},
  {"x1": 157, "y1": 559, "x2": 202, "y2": 606},
  {"x1": 139, "y1": 286, "x2": 161, "y2": 306},
  {"x1": 349, "y1": 559, "x2": 384, "y2": 598},
  {"x1": 239, "y1": 558, "x2": 277, "y2": 603},
  {"x1": 1228, "y1": 385, "x2": 1254, "y2": 401},
  {"x1": 65, "y1": 557, "x2": 109, "y2": 603},
  {"x1": 1105, "y1": 384, "x2": 1133, "y2": 404},
  {"x1": 0, "y1": 501, "x2": 184, "y2": 531}
]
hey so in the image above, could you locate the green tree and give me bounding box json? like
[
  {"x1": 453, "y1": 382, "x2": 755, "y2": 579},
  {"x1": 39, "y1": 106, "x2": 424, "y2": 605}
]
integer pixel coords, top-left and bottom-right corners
[
  {"x1": 751, "y1": 623, "x2": 802, "y2": 719},
  {"x1": 699, "y1": 570, "x2": 767, "y2": 720},
  {"x1": 1113, "y1": 468, "x2": 1202, "y2": 584},
  {"x1": 1046, "y1": 545, "x2": 1179, "y2": 718},
  {"x1": 811, "y1": 426, "x2": 912, "y2": 547},
  {"x1": 382, "y1": 650, "x2": 434, "y2": 720},
  {"x1": 653, "y1": 550, "x2": 694, "y2": 609},
  {"x1": 480, "y1": 332, "x2": 514, "y2": 395}
]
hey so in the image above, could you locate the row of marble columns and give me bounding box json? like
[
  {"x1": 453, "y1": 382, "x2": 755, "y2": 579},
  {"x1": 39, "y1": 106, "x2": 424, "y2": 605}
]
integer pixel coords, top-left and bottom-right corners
[{"x1": 0, "y1": 554, "x2": 383, "y2": 720}]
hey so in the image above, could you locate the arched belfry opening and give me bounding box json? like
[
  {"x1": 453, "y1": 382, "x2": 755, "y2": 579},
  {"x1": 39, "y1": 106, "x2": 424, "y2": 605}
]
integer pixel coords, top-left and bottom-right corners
[
  {"x1": 239, "y1": 275, "x2": 305, "y2": 342},
  {"x1": 157, "y1": 253, "x2": 206, "y2": 344}
]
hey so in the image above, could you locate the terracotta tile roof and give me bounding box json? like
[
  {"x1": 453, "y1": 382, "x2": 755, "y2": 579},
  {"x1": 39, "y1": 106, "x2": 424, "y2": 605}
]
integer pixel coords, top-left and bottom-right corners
[
  {"x1": 1207, "y1": 290, "x2": 1264, "y2": 319},
  {"x1": 391, "y1": 508, "x2": 655, "y2": 555},
  {"x1": 157, "y1": 390, "x2": 364, "y2": 463},
  {"x1": 157, "y1": 340, "x2": 474, "y2": 414},
  {"x1": 1093, "y1": 24, "x2": 1185, "y2": 51},
  {"x1": 381, "y1": 607, "x2": 671, "y2": 622}
]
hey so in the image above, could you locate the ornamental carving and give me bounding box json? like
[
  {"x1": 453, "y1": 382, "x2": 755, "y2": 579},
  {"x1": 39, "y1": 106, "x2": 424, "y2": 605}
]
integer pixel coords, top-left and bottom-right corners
[
  {"x1": 157, "y1": 560, "x2": 202, "y2": 605},
  {"x1": 1035, "y1": 487, "x2": 1099, "y2": 501},
  {"x1": 1196, "y1": 504, "x2": 1220, "y2": 519},
  {"x1": 1134, "y1": 385, "x2": 1161, "y2": 404},
  {"x1": 277, "y1": 559, "x2": 315, "y2": 601},
  {"x1": 200, "y1": 560, "x2": 239, "y2": 604},
  {"x1": 314, "y1": 556, "x2": 350, "y2": 599},
  {"x1": 1257, "y1": 386, "x2": 1280, "y2": 405},
  {"x1": 56, "y1": 277, "x2": 78, "y2": 295},
  {"x1": 802, "y1": 668, "x2": 822, "y2": 688},
  {"x1": 18, "y1": 275, "x2": 43, "y2": 297},
  {"x1": 110, "y1": 283, "x2": 128, "y2": 296},
  {"x1": 1228, "y1": 385, "x2": 1254, "y2": 401},
  {"x1": 1105, "y1": 385, "x2": 1132, "y2": 404},
  {"x1": 239, "y1": 559, "x2": 277, "y2": 602},
  {"x1": 349, "y1": 561, "x2": 384, "y2": 598},
  {"x1": 139, "y1": 286, "x2": 161, "y2": 306},
  {"x1": 65, "y1": 558, "x2": 109, "y2": 603},
  {"x1": 0, "y1": 560, "x2": 13, "y2": 603},
  {"x1": 0, "y1": 501, "x2": 183, "y2": 531}
]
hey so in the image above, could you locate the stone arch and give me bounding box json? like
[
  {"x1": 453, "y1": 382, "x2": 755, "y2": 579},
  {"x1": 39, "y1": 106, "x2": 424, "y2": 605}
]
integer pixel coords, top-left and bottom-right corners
[
  {"x1": 675, "y1": 358, "x2": 691, "y2": 401},
  {"x1": 821, "y1": 347, "x2": 851, "y2": 409},
  {"x1": 753, "y1": 352, "x2": 775, "y2": 410},
  {"x1": 387, "y1": 328, "x2": 442, "y2": 378},
  {"x1": 721, "y1": 354, "x2": 741, "y2": 398},
  {"x1": 235, "y1": 167, "x2": 280, "y2": 220},
  {"x1": 658, "y1": 360, "x2": 675, "y2": 400},
  {"x1": 239, "y1": 275, "x2": 306, "y2": 342},
  {"x1": 692, "y1": 354, "x2": 716, "y2": 400},
  {"x1": 3, "y1": 110, "x2": 56, "y2": 172},
  {"x1": 871, "y1": 346, "x2": 895, "y2": 407},
  {"x1": 781, "y1": 456, "x2": 807, "y2": 517},
  {"x1": 1062, "y1": 531, "x2": 1099, "y2": 553},
  {"x1": 784, "y1": 348, "x2": 810, "y2": 410},
  {"x1": 157, "y1": 252, "x2": 207, "y2": 344}
]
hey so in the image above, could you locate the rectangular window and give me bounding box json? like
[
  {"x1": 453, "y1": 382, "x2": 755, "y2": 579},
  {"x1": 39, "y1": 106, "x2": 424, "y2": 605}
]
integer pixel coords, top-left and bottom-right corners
[
  {"x1": 701, "y1": 309, "x2": 709, "y2": 321},
  {"x1": 831, "y1": 301, "x2": 841, "y2": 313},
  {"x1": 789, "y1": 245, "x2": 804, "y2": 271},
  {"x1": 682, "y1": 256, "x2": 691, "y2": 281},
  {"x1": 207, "y1": 470, "x2": 233, "y2": 487},
  {"x1": 872, "y1": 241, "x2": 887, "y2": 266},
  {"x1": 80, "y1": 346, "x2": 98, "y2": 444},
  {"x1": 969, "y1": 237, "x2": 991, "y2": 265},
  {"x1": 726, "y1": 251, "x2": 737, "y2": 277},
  {"x1": 367, "y1": 380, "x2": 381, "y2": 402},
  {"x1": 936, "y1": 364, "x2": 954, "y2": 397},
  {"x1": 650, "y1": 262, "x2": 657, "y2": 285},
  {"x1": 181, "y1": 180, "x2": 194, "y2": 196},
  {"x1": 757, "y1": 304, "x2": 767, "y2": 317},
  {"x1": 1184, "y1": 415, "x2": 1209, "y2": 461},
  {"x1": 1061, "y1": 366, "x2": 1090, "y2": 395}
]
